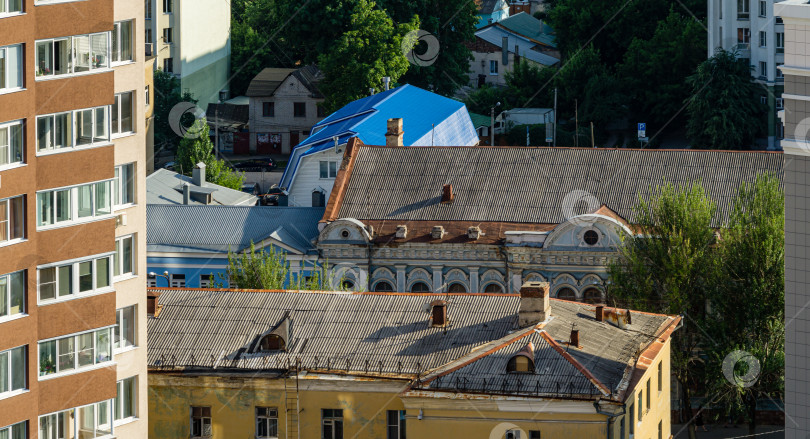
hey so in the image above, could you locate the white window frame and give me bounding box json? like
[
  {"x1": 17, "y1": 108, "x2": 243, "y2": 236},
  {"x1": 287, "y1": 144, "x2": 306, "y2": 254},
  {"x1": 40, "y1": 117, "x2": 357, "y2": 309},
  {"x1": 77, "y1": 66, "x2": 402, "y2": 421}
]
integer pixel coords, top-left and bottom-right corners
[
  {"x1": 0, "y1": 270, "x2": 25, "y2": 321},
  {"x1": 386, "y1": 410, "x2": 405, "y2": 439},
  {"x1": 777, "y1": 63, "x2": 784, "y2": 79},
  {"x1": 162, "y1": 0, "x2": 172, "y2": 14},
  {"x1": 114, "y1": 163, "x2": 135, "y2": 208},
  {"x1": 114, "y1": 234, "x2": 135, "y2": 279},
  {"x1": 737, "y1": 0, "x2": 749, "y2": 20},
  {"x1": 759, "y1": 0, "x2": 766, "y2": 17},
  {"x1": 162, "y1": 27, "x2": 173, "y2": 45},
  {"x1": 0, "y1": 345, "x2": 26, "y2": 399},
  {"x1": 0, "y1": 0, "x2": 23, "y2": 17},
  {"x1": 114, "y1": 305, "x2": 136, "y2": 351},
  {"x1": 145, "y1": 0, "x2": 152, "y2": 19},
  {"x1": 114, "y1": 376, "x2": 137, "y2": 424},
  {"x1": 0, "y1": 194, "x2": 25, "y2": 247},
  {"x1": 170, "y1": 273, "x2": 185, "y2": 288},
  {"x1": 190, "y1": 406, "x2": 211, "y2": 438},
  {"x1": 777, "y1": 97, "x2": 784, "y2": 109},
  {"x1": 759, "y1": 30, "x2": 766, "y2": 47},
  {"x1": 199, "y1": 274, "x2": 214, "y2": 288},
  {"x1": 39, "y1": 401, "x2": 114, "y2": 439},
  {"x1": 37, "y1": 252, "x2": 115, "y2": 305},
  {"x1": 0, "y1": 421, "x2": 26, "y2": 439},
  {"x1": 0, "y1": 44, "x2": 24, "y2": 94},
  {"x1": 111, "y1": 20, "x2": 134, "y2": 65},
  {"x1": 35, "y1": 32, "x2": 111, "y2": 80},
  {"x1": 0, "y1": 119, "x2": 25, "y2": 170},
  {"x1": 489, "y1": 60, "x2": 498, "y2": 75},
  {"x1": 36, "y1": 105, "x2": 112, "y2": 155},
  {"x1": 760, "y1": 61, "x2": 767, "y2": 77},
  {"x1": 37, "y1": 327, "x2": 115, "y2": 379},
  {"x1": 777, "y1": 32, "x2": 784, "y2": 49},
  {"x1": 255, "y1": 407, "x2": 278, "y2": 439},
  {"x1": 319, "y1": 161, "x2": 337, "y2": 179},
  {"x1": 145, "y1": 85, "x2": 150, "y2": 108},
  {"x1": 36, "y1": 180, "x2": 114, "y2": 230},
  {"x1": 163, "y1": 57, "x2": 173, "y2": 73},
  {"x1": 111, "y1": 91, "x2": 135, "y2": 138}
]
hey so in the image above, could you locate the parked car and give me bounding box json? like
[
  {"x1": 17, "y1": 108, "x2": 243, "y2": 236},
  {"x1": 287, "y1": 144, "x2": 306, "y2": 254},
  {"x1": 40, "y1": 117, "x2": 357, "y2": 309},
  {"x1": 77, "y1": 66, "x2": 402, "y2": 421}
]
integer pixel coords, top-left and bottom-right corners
[{"x1": 232, "y1": 158, "x2": 276, "y2": 172}]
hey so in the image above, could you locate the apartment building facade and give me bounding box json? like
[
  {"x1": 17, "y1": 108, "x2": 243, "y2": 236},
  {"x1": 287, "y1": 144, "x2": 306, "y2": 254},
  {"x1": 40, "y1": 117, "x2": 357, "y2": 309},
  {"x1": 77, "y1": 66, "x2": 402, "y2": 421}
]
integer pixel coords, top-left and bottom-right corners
[
  {"x1": 0, "y1": 0, "x2": 148, "y2": 437},
  {"x1": 774, "y1": 2, "x2": 810, "y2": 437},
  {"x1": 708, "y1": 0, "x2": 786, "y2": 149},
  {"x1": 144, "y1": 0, "x2": 230, "y2": 108}
]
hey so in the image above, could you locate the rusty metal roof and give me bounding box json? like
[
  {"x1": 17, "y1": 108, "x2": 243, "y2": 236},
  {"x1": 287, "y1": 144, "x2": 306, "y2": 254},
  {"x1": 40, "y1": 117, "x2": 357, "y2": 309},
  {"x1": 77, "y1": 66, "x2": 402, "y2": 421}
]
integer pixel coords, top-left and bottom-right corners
[
  {"x1": 332, "y1": 146, "x2": 783, "y2": 227},
  {"x1": 147, "y1": 289, "x2": 677, "y2": 399}
]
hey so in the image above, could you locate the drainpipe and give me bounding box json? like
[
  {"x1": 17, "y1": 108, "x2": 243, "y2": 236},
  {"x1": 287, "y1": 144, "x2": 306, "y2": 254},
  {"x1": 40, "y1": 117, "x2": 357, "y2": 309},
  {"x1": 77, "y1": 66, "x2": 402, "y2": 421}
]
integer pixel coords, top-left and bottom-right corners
[{"x1": 593, "y1": 400, "x2": 625, "y2": 439}]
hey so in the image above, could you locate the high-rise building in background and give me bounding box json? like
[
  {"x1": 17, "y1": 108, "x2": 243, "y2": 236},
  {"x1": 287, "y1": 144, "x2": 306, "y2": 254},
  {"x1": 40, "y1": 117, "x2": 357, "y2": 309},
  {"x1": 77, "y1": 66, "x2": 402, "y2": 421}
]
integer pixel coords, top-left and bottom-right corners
[
  {"x1": 144, "y1": 0, "x2": 231, "y2": 108},
  {"x1": 708, "y1": 0, "x2": 786, "y2": 149},
  {"x1": 0, "y1": 0, "x2": 149, "y2": 436}
]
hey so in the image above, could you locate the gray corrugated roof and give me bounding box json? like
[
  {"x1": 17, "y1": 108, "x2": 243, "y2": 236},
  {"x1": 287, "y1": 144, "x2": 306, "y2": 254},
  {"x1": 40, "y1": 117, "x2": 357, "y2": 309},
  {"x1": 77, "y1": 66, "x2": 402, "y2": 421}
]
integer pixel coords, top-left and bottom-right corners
[
  {"x1": 146, "y1": 205, "x2": 324, "y2": 254},
  {"x1": 335, "y1": 147, "x2": 784, "y2": 227},
  {"x1": 147, "y1": 289, "x2": 675, "y2": 399},
  {"x1": 146, "y1": 169, "x2": 258, "y2": 206},
  {"x1": 246, "y1": 65, "x2": 323, "y2": 98}
]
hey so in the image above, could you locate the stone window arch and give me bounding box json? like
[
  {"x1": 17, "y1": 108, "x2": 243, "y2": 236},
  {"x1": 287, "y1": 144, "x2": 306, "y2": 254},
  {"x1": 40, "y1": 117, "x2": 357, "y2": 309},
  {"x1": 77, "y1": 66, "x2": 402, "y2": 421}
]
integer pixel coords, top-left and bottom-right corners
[{"x1": 555, "y1": 286, "x2": 577, "y2": 301}]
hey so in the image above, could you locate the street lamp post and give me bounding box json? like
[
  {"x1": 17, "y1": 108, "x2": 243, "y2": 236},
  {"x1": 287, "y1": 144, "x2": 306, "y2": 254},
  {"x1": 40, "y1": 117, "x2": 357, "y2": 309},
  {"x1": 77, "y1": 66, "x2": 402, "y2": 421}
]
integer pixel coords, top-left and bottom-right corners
[
  {"x1": 490, "y1": 102, "x2": 501, "y2": 146},
  {"x1": 149, "y1": 271, "x2": 171, "y2": 287}
]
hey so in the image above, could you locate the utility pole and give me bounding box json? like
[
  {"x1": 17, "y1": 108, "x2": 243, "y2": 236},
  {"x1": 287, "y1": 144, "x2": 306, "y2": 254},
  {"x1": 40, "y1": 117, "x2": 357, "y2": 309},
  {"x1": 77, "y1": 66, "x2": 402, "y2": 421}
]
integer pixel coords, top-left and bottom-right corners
[
  {"x1": 590, "y1": 122, "x2": 595, "y2": 148},
  {"x1": 575, "y1": 99, "x2": 579, "y2": 148},
  {"x1": 553, "y1": 88, "x2": 557, "y2": 147}
]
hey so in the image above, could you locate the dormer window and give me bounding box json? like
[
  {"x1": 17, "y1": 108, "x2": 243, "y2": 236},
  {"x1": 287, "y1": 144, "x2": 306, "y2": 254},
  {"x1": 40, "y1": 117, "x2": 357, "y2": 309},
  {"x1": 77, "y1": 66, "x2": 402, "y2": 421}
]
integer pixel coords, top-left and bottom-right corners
[
  {"x1": 251, "y1": 314, "x2": 291, "y2": 353},
  {"x1": 507, "y1": 342, "x2": 535, "y2": 373},
  {"x1": 429, "y1": 300, "x2": 448, "y2": 327},
  {"x1": 258, "y1": 334, "x2": 285, "y2": 352}
]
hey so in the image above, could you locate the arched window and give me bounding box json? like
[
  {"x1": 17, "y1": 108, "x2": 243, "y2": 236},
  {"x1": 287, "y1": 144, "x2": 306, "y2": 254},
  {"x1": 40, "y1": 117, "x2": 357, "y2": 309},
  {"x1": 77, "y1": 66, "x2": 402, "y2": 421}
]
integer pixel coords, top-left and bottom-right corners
[
  {"x1": 556, "y1": 287, "x2": 576, "y2": 301},
  {"x1": 583, "y1": 287, "x2": 602, "y2": 304},
  {"x1": 507, "y1": 355, "x2": 534, "y2": 373},
  {"x1": 483, "y1": 283, "x2": 503, "y2": 294},
  {"x1": 448, "y1": 283, "x2": 466, "y2": 293},
  {"x1": 373, "y1": 281, "x2": 394, "y2": 292},
  {"x1": 258, "y1": 334, "x2": 285, "y2": 352},
  {"x1": 341, "y1": 280, "x2": 355, "y2": 290},
  {"x1": 411, "y1": 282, "x2": 430, "y2": 293}
]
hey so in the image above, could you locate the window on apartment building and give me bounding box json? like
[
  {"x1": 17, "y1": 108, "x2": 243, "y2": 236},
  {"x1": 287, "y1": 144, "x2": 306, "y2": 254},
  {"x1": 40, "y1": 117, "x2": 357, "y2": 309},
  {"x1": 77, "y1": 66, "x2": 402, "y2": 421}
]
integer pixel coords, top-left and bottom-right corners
[
  {"x1": 777, "y1": 97, "x2": 784, "y2": 110},
  {"x1": 115, "y1": 235, "x2": 134, "y2": 278},
  {"x1": 777, "y1": 63, "x2": 784, "y2": 80},
  {"x1": 36, "y1": 181, "x2": 112, "y2": 228},
  {"x1": 112, "y1": 91, "x2": 134, "y2": 136},
  {"x1": 0, "y1": 270, "x2": 24, "y2": 319},
  {"x1": 0, "y1": 44, "x2": 23, "y2": 92},
  {"x1": 777, "y1": 16, "x2": 783, "y2": 24},
  {"x1": 759, "y1": 31, "x2": 766, "y2": 47},
  {"x1": 170, "y1": 273, "x2": 186, "y2": 288},
  {"x1": 529, "y1": 432, "x2": 541, "y2": 439},
  {"x1": 145, "y1": 0, "x2": 152, "y2": 19},
  {"x1": 191, "y1": 406, "x2": 212, "y2": 438},
  {"x1": 637, "y1": 392, "x2": 643, "y2": 420},
  {"x1": 40, "y1": 402, "x2": 113, "y2": 439},
  {"x1": 36, "y1": 33, "x2": 110, "y2": 78},
  {"x1": 760, "y1": 61, "x2": 768, "y2": 77},
  {"x1": 146, "y1": 85, "x2": 150, "y2": 107},
  {"x1": 777, "y1": 32, "x2": 785, "y2": 50},
  {"x1": 0, "y1": 421, "x2": 26, "y2": 439},
  {"x1": 112, "y1": 21, "x2": 133, "y2": 63},
  {"x1": 629, "y1": 404, "x2": 635, "y2": 437},
  {"x1": 0, "y1": 0, "x2": 23, "y2": 16},
  {"x1": 0, "y1": 119, "x2": 24, "y2": 168},
  {"x1": 199, "y1": 274, "x2": 214, "y2": 288},
  {"x1": 319, "y1": 161, "x2": 337, "y2": 179},
  {"x1": 38, "y1": 254, "x2": 114, "y2": 302},
  {"x1": 38, "y1": 328, "x2": 113, "y2": 376},
  {"x1": 737, "y1": 28, "x2": 751, "y2": 45},
  {"x1": 163, "y1": 28, "x2": 173, "y2": 44},
  {"x1": 657, "y1": 362, "x2": 662, "y2": 394},
  {"x1": 256, "y1": 407, "x2": 278, "y2": 439},
  {"x1": 164, "y1": 57, "x2": 173, "y2": 73},
  {"x1": 386, "y1": 410, "x2": 405, "y2": 439},
  {"x1": 114, "y1": 305, "x2": 136, "y2": 350},
  {"x1": 162, "y1": 0, "x2": 172, "y2": 13},
  {"x1": 114, "y1": 376, "x2": 136, "y2": 422},
  {"x1": 322, "y1": 409, "x2": 343, "y2": 439},
  {"x1": 0, "y1": 195, "x2": 24, "y2": 244},
  {"x1": 646, "y1": 378, "x2": 651, "y2": 411},
  {"x1": 262, "y1": 102, "x2": 274, "y2": 117},
  {"x1": 718, "y1": 0, "x2": 722, "y2": 19},
  {"x1": 737, "y1": 0, "x2": 749, "y2": 19},
  {"x1": 114, "y1": 163, "x2": 135, "y2": 206},
  {"x1": 0, "y1": 345, "x2": 25, "y2": 396},
  {"x1": 37, "y1": 106, "x2": 111, "y2": 153},
  {"x1": 490, "y1": 60, "x2": 498, "y2": 74},
  {"x1": 294, "y1": 102, "x2": 306, "y2": 118},
  {"x1": 759, "y1": 0, "x2": 766, "y2": 17},
  {"x1": 145, "y1": 28, "x2": 153, "y2": 47}
]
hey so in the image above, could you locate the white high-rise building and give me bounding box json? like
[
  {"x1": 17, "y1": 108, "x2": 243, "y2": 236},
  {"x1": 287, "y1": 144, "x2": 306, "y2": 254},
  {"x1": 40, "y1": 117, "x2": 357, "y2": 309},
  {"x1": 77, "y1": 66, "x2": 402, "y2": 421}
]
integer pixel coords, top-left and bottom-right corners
[{"x1": 708, "y1": 0, "x2": 786, "y2": 149}]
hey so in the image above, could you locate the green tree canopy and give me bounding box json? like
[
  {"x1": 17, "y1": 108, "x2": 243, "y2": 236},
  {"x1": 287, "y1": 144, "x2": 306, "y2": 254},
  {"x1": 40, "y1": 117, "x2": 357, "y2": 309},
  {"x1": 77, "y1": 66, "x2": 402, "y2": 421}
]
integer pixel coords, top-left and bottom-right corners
[
  {"x1": 175, "y1": 120, "x2": 245, "y2": 190},
  {"x1": 685, "y1": 48, "x2": 767, "y2": 149},
  {"x1": 317, "y1": 0, "x2": 418, "y2": 112},
  {"x1": 154, "y1": 70, "x2": 197, "y2": 152}
]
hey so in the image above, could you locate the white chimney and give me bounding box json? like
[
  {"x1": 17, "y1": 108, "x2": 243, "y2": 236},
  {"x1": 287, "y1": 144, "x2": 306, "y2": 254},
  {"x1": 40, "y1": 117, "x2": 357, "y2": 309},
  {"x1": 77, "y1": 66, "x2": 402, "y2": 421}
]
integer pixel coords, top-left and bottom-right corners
[{"x1": 192, "y1": 162, "x2": 206, "y2": 186}]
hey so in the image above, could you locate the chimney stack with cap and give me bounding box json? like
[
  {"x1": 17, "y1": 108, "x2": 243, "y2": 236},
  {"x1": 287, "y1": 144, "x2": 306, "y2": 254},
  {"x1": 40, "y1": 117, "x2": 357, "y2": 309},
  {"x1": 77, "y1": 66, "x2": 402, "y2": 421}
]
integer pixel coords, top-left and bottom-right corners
[
  {"x1": 442, "y1": 184, "x2": 454, "y2": 203},
  {"x1": 182, "y1": 183, "x2": 191, "y2": 205},
  {"x1": 192, "y1": 162, "x2": 206, "y2": 186},
  {"x1": 518, "y1": 281, "x2": 550, "y2": 327},
  {"x1": 386, "y1": 118, "x2": 404, "y2": 147}
]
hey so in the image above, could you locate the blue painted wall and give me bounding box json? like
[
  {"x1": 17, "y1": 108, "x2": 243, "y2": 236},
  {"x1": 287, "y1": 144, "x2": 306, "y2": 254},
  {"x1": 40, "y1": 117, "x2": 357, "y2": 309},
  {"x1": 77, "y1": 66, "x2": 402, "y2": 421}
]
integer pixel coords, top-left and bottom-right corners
[{"x1": 147, "y1": 254, "x2": 320, "y2": 288}]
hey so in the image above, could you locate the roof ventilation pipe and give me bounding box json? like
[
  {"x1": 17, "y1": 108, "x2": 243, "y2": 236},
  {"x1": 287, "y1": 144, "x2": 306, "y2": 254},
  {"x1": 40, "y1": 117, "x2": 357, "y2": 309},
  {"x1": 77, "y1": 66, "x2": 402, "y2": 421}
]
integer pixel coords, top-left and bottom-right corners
[{"x1": 383, "y1": 76, "x2": 391, "y2": 91}]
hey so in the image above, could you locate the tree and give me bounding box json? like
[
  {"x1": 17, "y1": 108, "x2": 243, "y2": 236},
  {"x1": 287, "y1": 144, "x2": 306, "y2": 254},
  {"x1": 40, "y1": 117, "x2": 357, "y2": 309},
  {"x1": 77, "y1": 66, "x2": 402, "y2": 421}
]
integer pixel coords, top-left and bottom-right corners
[
  {"x1": 274, "y1": 0, "x2": 362, "y2": 64},
  {"x1": 462, "y1": 84, "x2": 510, "y2": 116},
  {"x1": 685, "y1": 49, "x2": 766, "y2": 149},
  {"x1": 705, "y1": 175, "x2": 784, "y2": 434},
  {"x1": 175, "y1": 120, "x2": 245, "y2": 190},
  {"x1": 608, "y1": 182, "x2": 718, "y2": 439},
  {"x1": 317, "y1": 0, "x2": 418, "y2": 112},
  {"x1": 154, "y1": 70, "x2": 197, "y2": 153}
]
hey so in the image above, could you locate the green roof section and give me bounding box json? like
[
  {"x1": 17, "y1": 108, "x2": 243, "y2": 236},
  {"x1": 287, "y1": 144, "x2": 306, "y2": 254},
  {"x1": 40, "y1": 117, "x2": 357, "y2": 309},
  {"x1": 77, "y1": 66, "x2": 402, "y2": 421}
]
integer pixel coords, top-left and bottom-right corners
[
  {"x1": 495, "y1": 12, "x2": 557, "y2": 48},
  {"x1": 468, "y1": 112, "x2": 491, "y2": 129}
]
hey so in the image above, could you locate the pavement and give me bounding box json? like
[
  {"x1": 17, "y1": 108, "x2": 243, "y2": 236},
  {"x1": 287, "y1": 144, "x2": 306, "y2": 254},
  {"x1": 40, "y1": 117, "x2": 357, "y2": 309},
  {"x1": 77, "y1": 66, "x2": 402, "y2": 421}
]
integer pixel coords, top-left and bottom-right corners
[{"x1": 672, "y1": 424, "x2": 784, "y2": 439}]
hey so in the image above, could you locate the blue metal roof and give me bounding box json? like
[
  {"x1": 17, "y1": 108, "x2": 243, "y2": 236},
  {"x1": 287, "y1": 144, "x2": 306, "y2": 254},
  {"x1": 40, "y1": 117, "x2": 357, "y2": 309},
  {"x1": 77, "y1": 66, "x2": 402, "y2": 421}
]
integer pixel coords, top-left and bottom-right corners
[{"x1": 280, "y1": 84, "x2": 479, "y2": 189}]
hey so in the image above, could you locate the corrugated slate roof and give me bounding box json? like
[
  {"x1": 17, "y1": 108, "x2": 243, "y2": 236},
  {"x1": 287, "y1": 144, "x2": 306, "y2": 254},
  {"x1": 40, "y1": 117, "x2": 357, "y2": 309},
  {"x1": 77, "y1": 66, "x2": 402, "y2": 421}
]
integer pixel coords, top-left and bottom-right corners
[
  {"x1": 146, "y1": 205, "x2": 324, "y2": 254},
  {"x1": 280, "y1": 84, "x2": 479, "y2": 190},
  {"x1": 147, "y1": 290, "x2": 675, "y2": 399},
  {"x1": 245, "y1": 66, "x2": 323, "y2": 98},
  {"x1": 334, "y1": 146, "x2": 784, "y2": 227},
  {"x1": 146, "y1": 169, "x2": 258, "y2": 206},
  {"x1": 476, "y1": 26, "x2": 560, "y2": 66},
  {"x1": 494, "y1": 12, "x2": 557, "y2": 47}
]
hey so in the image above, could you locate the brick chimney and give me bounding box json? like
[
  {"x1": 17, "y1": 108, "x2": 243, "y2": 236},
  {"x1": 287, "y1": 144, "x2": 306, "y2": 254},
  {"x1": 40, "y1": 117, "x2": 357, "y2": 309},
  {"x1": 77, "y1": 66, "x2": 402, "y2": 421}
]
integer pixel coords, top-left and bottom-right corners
[
  {"x1": 147, "y1": 291, "x2": 162, "y2": 317},
  {"x1": 518, "y1": 281, "x2": 550, "y2": 327},
  {"x1": 442, "y1": 184, "x2": 454, "y2": 203},
  {"x1": 386, "y1": 118, "x2": 404, "y2": 147}
]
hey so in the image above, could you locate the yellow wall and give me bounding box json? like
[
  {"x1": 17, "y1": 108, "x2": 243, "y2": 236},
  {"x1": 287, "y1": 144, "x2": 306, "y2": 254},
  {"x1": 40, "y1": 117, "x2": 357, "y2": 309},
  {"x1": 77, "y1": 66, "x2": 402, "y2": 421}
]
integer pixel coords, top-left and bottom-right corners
[{"x1": 620, "y1": 341, "x2": 672, "y2": 439}]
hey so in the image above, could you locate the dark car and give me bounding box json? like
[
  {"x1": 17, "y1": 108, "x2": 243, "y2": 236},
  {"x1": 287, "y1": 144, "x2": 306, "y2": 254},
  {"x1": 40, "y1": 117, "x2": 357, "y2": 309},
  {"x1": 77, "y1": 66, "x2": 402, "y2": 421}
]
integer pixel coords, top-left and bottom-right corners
[{"x1": 231, "y1": 158, "x2": 276, "y2": 172}]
